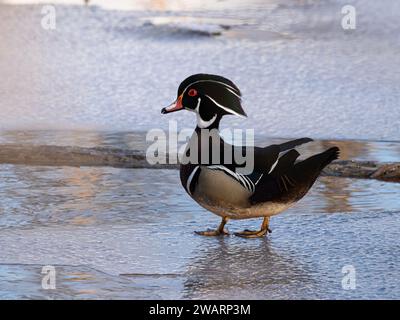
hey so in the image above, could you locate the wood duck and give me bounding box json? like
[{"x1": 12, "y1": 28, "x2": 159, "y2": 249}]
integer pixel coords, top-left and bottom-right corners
[{"x1": 161, "y1": 74, "x2": 340, "y2": 238}]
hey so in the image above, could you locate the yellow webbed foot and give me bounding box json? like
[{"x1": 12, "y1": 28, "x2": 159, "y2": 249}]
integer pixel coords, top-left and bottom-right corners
[
  {"x1": 234, "y1": 228, "x2": 270, "y2": 238},
  {"x1": 195, "y1": 229, "x2": 229, "y2": 236},
  {"x1": 234, "y1": 217, "x2": 271, "y2": 238},
  {"x1": 194, "y1": 217, "x2": 229, "y2": 237}
]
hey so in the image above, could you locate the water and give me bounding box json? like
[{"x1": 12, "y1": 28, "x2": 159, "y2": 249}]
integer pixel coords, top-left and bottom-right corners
[{"x1": 0, "y1": 1, "x2": 399, "y2": 299}]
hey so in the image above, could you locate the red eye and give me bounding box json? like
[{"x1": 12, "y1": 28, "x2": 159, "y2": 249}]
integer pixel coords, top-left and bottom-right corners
[{"x1": 188, "y1": 89, "x2": 197, "y2": 97}]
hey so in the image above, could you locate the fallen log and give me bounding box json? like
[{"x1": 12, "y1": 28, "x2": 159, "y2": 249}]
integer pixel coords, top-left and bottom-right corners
[{"x1": 0, "y1": 144, "x2": 399, "y2": 182}]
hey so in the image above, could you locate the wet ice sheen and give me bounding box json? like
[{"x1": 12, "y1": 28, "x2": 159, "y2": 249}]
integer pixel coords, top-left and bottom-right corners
[{"x1": 0, "y1": 166, "x2": 399, "y2": 299}]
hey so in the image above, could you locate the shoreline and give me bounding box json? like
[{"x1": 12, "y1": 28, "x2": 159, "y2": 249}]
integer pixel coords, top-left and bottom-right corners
[{"x1": 1, "y1": 143, "x2": 399, "y2": 182}]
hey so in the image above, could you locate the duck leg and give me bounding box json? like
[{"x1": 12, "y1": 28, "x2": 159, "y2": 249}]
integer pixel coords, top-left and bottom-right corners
[
  {"x1": 234, "y1": 217, "x2": 272, "y2": 238},
  {"x1": 195, "y1": 217, "x2": 229, "y2": 236}
]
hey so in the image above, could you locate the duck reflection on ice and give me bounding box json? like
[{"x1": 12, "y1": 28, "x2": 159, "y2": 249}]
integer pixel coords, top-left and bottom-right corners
[{"x1": 183, "y1": 238, "x2": 315, "y2": 299}]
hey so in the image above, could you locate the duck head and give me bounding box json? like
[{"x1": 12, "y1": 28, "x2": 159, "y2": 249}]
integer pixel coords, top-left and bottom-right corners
[{"x1": 161, "y1": 74, "x2": 247, "y2": 129}]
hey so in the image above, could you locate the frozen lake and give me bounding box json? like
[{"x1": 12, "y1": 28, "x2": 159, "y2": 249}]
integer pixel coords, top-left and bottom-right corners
[
  {"x1": 0, "y1": 1, "x2": 399, "y2": 299},
  {"x1": 0, "y1": 131, "x2": 399, "y2": 299},
  {"x1": 0, "y1": 165, "x2": 399, "y2": 299},
  {"x1": 0, "y1": 0, "x2": 399, "y2": 139}
]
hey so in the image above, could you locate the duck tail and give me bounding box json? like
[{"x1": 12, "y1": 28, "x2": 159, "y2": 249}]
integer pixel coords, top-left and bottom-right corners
[
  {"x1": 317, "y1": 146, "x2": 340, "y2": 170},
  {"x1": 277, "y1": 146, "x2": 339, "y2": 201},
  {"x1": 250, "y1": 147, "x2": 340, "y2": 205},
  {"x1": 291, "y1": 146, "x2": 340, "y2": 182}
]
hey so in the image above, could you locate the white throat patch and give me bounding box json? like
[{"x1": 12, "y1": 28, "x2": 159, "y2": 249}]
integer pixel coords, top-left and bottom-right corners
[{"x1": 195, "y1": 98, "x2": 217, "y2": 128}]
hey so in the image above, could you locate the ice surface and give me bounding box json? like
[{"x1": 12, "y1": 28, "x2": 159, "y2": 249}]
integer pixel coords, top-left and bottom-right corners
[
  {"x1": 0, "y1": 165, "x2": 399, "y2": 299},
  {"x1": 0, "y1": 1, "x2": 399, "y2": 140}
]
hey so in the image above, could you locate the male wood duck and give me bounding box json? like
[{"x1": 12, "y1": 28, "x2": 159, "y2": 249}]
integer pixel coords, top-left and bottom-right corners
[{"x1": 161, "y1": 74, "x2": 339, "y2": 238}]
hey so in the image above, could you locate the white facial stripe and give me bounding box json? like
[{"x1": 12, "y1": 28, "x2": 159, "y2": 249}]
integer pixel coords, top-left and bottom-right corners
[
  {"x1": 195, "y1": 98, "x2": 217, "y2": 128},
  {"x1": 225, "y1": 87, "x2": 241, "y2": 99},
  {"x1": 204, "y1": 94, "x2": 246, "y2": 118},
  {"x1": 182, "y1": 79, "x2": 240, "y2": 97}
]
